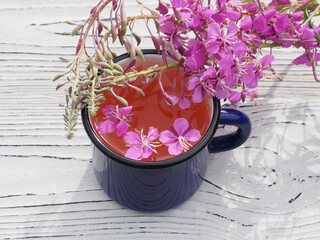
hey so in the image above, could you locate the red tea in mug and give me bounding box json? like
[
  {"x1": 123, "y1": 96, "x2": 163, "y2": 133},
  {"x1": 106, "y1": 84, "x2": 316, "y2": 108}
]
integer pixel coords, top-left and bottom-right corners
[{"x1": 89, "y1": 55, "x2": 213, "y2": 161}]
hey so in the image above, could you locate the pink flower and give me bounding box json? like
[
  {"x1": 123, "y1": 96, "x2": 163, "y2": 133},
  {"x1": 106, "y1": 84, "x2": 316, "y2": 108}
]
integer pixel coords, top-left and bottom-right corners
[
  {"x1": 205, "y1": 22, "x2": 238, "y2": 54},
  {"x1": 156, "y1": 0, "x2": 169, "y2": 15},
  {"x1": 159, "y1": 118, "x2": 201, "y2": 156},
  {"x1": 124, "y1": 127, "x2": 160, "y2": 160},
  {"x1": 97, "y1": 105, "x2": 132, "y2": 137},
  {"x1": 188, "y1": 66, "x2": 217, "y2": 102},
  {"x1": 292, "y1": 52, "x2": 320, "y2": 67}
]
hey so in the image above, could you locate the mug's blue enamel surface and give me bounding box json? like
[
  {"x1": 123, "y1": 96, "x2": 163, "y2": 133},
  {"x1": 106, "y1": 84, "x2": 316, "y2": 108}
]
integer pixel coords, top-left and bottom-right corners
[{"x1": 92, "y1": 145, "x2": 208, "y2": 212}]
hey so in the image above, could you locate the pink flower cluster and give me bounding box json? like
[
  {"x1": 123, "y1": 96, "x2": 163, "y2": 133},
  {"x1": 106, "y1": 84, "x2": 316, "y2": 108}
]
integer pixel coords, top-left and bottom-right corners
[
  {"x1": 155, "y1": 0, "x2": 320, "y2": 103},
  {"x1": 97, "y1": 105, "x2": 201, "y2": 160}
]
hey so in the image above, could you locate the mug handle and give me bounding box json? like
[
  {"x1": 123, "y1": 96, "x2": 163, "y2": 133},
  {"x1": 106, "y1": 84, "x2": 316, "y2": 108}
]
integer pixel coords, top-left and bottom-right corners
[{"x1": 207, "y1": 108, "x2": 251, "y2": 153}]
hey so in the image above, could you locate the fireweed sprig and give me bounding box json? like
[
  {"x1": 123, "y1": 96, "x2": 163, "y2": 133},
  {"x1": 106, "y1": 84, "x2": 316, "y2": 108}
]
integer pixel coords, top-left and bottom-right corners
[{"x1": 55, "y1": 0, "x2": 320, "y2": 138}]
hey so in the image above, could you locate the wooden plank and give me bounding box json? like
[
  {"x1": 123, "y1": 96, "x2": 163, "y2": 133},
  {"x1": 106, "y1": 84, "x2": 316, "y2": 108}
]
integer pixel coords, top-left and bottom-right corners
[{"x1": 0, "y1": 0, "x2": 320, "y2": 239}]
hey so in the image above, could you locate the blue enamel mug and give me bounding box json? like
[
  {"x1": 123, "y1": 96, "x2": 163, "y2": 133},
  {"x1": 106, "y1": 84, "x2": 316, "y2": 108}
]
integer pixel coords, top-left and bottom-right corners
[{"x1": 81, "y1": 50, "x2": 251, "y2": 212}]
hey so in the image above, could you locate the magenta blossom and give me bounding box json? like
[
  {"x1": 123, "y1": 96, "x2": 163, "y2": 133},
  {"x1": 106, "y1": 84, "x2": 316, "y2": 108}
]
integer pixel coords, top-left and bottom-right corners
[
  {"x1": 159, "y1": 118, "x2": 201, "y2": 156},
  {"x1": 98, "y1": 105, "x2": 132, "y2": 137},
  {"x1": 124, "y1": 127, "x2": 161, "y2": 160},
  {"x1": 188, "y1": 66, "x2": 217, "y2": 102}
]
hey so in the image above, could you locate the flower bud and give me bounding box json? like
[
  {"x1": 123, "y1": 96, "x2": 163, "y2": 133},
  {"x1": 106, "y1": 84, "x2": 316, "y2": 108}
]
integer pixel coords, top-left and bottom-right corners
[
  {"x1": 66, "y1": 60, "x2": 74, "y2": 68},
  {"x1": 114, "y1": 64, "x2": 124, "y2": 73},
  {"x1": 96, "y1": 49, "x2": 104, "y2": 62},
  {"x1": 104, "y1": 69, "x2": 113, "y2": 76},
  {"x1": 65, "y1": 20, "x2": 75, "y2": 25},
  {"x1": 53, "y1": 74, "x2": 63, "y2": 82},
  {"x1": 133, "y1": 32, "x2": 141, "y2": 46},
  {"x1": 117, "y1": 96, "x2": 128, "y2": 106},
  {"x1": 135, "y1": 48, "x2": 145, "y2": 61},
  {"x1": 71, "y1": 25, "x2": 82, "y2": 36},
  {"x1": 99, "y1": 62, "x2": 112, "y2": 69},
  {"x1": 104, "y1": 47, "x2": 114, "y2": 60}
]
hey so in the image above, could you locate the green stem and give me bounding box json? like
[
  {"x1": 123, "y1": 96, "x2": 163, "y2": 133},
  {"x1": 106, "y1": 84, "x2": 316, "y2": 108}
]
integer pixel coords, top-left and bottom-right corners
[
  {"x1": 251, "y1": 43, "x2": 283, "y2": 50},
  {"x1": 112, "y1": 63, "x2": 180, "y2": 83}
]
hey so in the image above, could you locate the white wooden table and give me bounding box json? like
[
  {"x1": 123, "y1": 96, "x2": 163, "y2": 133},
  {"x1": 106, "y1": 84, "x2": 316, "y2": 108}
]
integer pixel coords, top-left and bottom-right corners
[{"x1": 1, "y1": 1, "x2": 320, "y2": 239}]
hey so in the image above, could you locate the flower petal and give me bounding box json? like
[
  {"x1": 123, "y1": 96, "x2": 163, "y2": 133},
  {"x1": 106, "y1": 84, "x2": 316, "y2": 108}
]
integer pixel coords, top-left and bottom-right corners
[
  {"x1": 253, "y1": 14, "x2": 267, "y2": 33},
  {"x1": 172, "y1": 0, "x2": 186, "y2": 8},
  {"x1": 116, "y1": 120, "x2": 129, "y2": 137},
  {"x1": 225, "y1": 10, "x2": 241, "y2": 21},
  {"x1": 118, "y1": 106, "x2": 132, "y2": 116},
  {"x1": 185, "y1": 56, "x2": 198, "y2": 71},
  {"x1": 228, "y1": 91, "x2": 242, "y2": 104},
  {"x1": 219, "y1": 55, "x2": 234, "y2": 70},
  {"x1": 173, "y1": 118, "x2": 189, "y2": 136},
  {"x1": 147, "y1": 127, "x2": 159, "y2": 141},
  {"x1": 261, "y1": 54, "x2": 274, "y2": 68},
  {"x1": 188, "y1": 77, "x2": 200, "y2": 91},
  {"x1": 123, "y1": 131, "x2": 141, "y2": 145},
  {"x1": 159, "y1": 130, "x2": 177, "y2": 145},
  {"x1": 160, "y1": 21, "x2": 175, "y2": 35},
  {"x1": 141, "y1": 147, "x2": 153, "y2": 158},
  {"x1": 102, "y1": 105, "x2": 115, "y2": 118},
  {"x1": 184, "y1": 129, "x2": 201, "y2": 142},
  {"x1": 97, "y1": 120, "x2": 117, "y2": 134},
  {"x1": 240, "y1": 16, "x2": 252, "y2": 31},
  {"x1": 168, "y1": 141, "x2": 183, "y2": 155},
  {"x1": 207, "y1": 23, "x2": 221, "y2": 39},
  {"x1": 192, "y1": 85, "x2": 203, "y2": 103},
  {"x1": 178, "y1": 97, "x2": 190, "y2": 109},
  {"x1": 125, "y1": 147, "x2": 142, "y2": 160},
  {"x1": 206, "y1": 42, "x2": 220, "y2": 54}
]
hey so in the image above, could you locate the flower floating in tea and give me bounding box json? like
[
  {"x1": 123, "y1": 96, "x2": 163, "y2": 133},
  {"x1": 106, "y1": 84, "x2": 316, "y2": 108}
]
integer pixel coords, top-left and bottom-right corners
[
  {"x1": 159, "y1": 118, "x2": 201, "y2": 156},
  {"x1": 124, "y1": 127, "x2": 161, "y2": 160},
  {"x1": 98, "y1": 105, "x2": 133, "y2": 137}
]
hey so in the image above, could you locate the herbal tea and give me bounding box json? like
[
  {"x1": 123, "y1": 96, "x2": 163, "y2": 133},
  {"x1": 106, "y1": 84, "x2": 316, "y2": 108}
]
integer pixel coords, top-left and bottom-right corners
[{"x1": 89, "y1": 55, "x2": 213, "y2": 161}]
